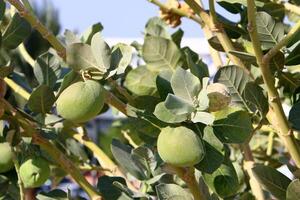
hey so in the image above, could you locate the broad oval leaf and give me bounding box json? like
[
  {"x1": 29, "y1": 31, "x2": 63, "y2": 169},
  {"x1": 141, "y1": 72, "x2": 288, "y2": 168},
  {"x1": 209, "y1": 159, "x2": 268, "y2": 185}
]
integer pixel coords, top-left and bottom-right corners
[
  {"x1": 154, "y1": 102, "x2": 188, "y2": 123},
  {"x1": 91, "y1": 33, "x2": 111, "y2": 70},
  {"x1": 142, "y1": 36, "x2": 182, "y2": 71},
  {"x1": 214, "y1": 65, "x2": 251, "y2": 109},
  {"x1": 111, "y1": 139, "x2": 148, "y2": 180},
  {"x1": 203, "y1": 159, "x2": 239, "y2": 198},
  {"x1": 66, "y1": 43, "x2": 101, "y2": 72},
  {"x1": 36, "y1": 189, "x2": 68, "y2": 200},
  {"x1": 33, "y1": 52, "x2": 61, "y2": 89},
  {"x1": 28, "y1": 85, "x2": 55, "y2": 114},
  {"x1": 253, "y1": 165, "x2": 291, "y2": 200},
  {"x1": 111, "y1": 43, "x2": 133, "y2": 75},
  {"x1": 124, "y1": 65, "x2": 158, "y2": 96},
  {"x1": 171, "y1": 67, "x2": 201, "y2": 103},
  {"x1": 256, "y1": 12, "x2": 284, "y2": 50},
  {"x1": 243, "y1": 82, "x2": 269, "y2": 117},
  {"x1": 213, "y1": 107, "x2": 253, "y2": 143},
  {"x1": 164, "y1": 94, "x2": 195, "y2": 115}
]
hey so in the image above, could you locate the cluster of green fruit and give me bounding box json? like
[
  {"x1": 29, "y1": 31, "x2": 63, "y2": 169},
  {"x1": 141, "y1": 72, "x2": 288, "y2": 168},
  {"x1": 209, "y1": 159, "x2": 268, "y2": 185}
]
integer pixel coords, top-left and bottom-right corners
[
  {"x1": 157, "y1": 83, "x2": 231, "y2": 167},
  {"x1": 0, "y1": 142, "x2": 50, "y2": 188}
]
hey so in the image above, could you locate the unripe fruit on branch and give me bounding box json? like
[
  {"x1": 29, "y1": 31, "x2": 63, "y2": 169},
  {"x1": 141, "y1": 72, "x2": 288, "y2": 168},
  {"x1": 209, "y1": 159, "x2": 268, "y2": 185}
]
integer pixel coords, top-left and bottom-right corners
[
  {"x1": 19, "y1": 157, "x2": 50, "y2": 188},
  {"x1": 207, "y1": 83, "x2": 231, "y2": 112},
  {"x1": 56, "y1": 80, "x2": 105, "y2": 123},
  {"x1": 157, "y1": 126, "x2": 204, "y2": 167},
  {"x1": 0, "y1": 142, "x2": 14, "y2": 173}
]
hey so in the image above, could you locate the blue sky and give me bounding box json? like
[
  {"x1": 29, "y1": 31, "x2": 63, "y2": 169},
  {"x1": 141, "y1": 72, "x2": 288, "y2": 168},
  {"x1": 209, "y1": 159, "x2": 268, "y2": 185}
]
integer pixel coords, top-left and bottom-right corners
[{"x1": 42, "y1": 0, "x2": 212, "y2": 38}]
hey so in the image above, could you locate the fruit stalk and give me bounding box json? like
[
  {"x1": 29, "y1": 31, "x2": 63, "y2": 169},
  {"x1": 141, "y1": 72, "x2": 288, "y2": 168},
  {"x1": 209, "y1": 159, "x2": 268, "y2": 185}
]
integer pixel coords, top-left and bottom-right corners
[
  {"x1": 166, "y1": 165, "x2": 206, "y2": 200},
  {"x1": 246, "y1": 0, "x2": 300, "y2": 168}
]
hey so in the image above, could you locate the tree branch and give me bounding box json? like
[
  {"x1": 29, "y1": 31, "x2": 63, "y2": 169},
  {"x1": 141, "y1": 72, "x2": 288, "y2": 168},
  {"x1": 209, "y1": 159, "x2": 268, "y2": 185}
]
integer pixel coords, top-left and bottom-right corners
[
  {"x1": 247, "y1": 0, "x2": 300, "y2": 168},
  {"x1": 0, "y1": 99, "x2": 102, "y2": 200}
]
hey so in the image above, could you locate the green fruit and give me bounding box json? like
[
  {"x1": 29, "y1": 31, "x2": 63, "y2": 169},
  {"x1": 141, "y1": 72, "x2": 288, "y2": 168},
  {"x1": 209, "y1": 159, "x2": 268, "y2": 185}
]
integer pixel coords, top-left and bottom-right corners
[
  {"x1": 56, "y1": 80, "x2": 105, "y2": 123},
  {"x1": 207, "y1": 83, "x2": 231, "y2": 112},
  {"x1": 0, "y1": 142, "x2": 14, "y2": 173},
  {"x1": 157, "y1": 126, "x2": 204, "y2": 167},
  {"x1": 19, "y1": 157, "x2": 50, "y2": 188}
]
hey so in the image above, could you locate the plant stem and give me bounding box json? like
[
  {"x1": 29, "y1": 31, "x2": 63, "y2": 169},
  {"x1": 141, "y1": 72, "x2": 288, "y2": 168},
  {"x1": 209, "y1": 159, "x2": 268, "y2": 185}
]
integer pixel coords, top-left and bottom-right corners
[
  {"x1": 3, "y1": 78, "x2": 30, "y2": 100},
  {"x1": 147, "y1": 0, "x2": 223, "y2": 67},
  {"x1": 246, "y1": 0, "x2": 300, "y2": 168},
  {"x1": 165, "y1": 165, "x2": 206, "y2": 200},
  {"x1": 0, "y1": 99, "x2": 102, "y2": 200},
  {"x1": 184, "y1": 0, "x2": 250, "y2": 72},
  {"x1": 283, "y1": 2, "x2": 300, "y2": 16},
  {"x1": 5, "y1": 0, "x2": 66, "y2": 60},
  {"x1": 266, "y1": 132, "x2": 275, "y2": 156},
  {"x1": 147, "y1": 0, "x2": 204, "y2": 26},
  {"x1": 242, "y1": 145, "x2": 265, "y2": 200},
  {"x1": 72, "y1": 128, "x2": 138, "y2": 191},
  {"x1": 18, "y1": 43, "x2": 35, "y2": 67}
]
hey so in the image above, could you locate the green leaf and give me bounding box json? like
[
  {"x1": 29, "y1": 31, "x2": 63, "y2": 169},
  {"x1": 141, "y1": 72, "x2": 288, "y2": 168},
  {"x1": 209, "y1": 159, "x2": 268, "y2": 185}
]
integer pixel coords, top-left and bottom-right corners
[
  {"x1": 256, "y1": 12, "x2": 284, "y2": 50},
  {"x1": 203, "y1": 158, "x2": 239, "y2": 198},
  {"x1": 131, "y1": 146, "x2": 156, "y2": 176},
  {"x1": 36, "y1": 189, "x2": 68, "y2": 200},
  {"x1": 154, "y1": 102, "x2": 188, "y2": 123},
  {"x1": 208, "y1": 36, "x2": 244, "y2": 52},
  {"x1": 156, "y1": 70, "x2": 173, "y2": 99},
  {"x1": 196, "y1": 126, "x2": 225, "y2": 173},
  {"x1": 213, "y1": 107, "x2": 253, "y2": 143},
  {"x1": 243, "y1": 82, "x2": 269, "y2": 117},
  {"x1": 145, "y1": 17, "x2": 170, "y2": 38},
  {"x1": 81, "y1": 22, "x2": 103, "y2": 44},
  {"x1": 253, "y1": 165, "x2": 291, "y2": 200},
  {"x1": 33, "y1": 52, "x2": 61, "y2": 89},
  {"x1": 142, "y1": 36, "x2": 182, "y2": 71},
  {"x1": 66, "y1": 43, "x2": 101, "y2": 72},
  {"x1": 110, "y1": 43, "x2": 132, "y2": 76},
  {"x1": 97, "y1": 176, "x2": 131, "y2": 200},
  {"x1": 164, "y1": 94, "x2": 195, "y2": 115},
  {"x1": 217, "y1": 0, "x2": 264, "y2": 8},
  {"x1": 124, "y1": 65, "x2": 158, "y2": 96},
  {"x1": 28, "y1": 85, "x2": 55, "y2": 114},
  {"x1": 58, "y1": 70, "x2": 81, "y2": 95},
  {"x1": 289, "y1": 102, "x2": 300, "y2": 131},
  {"x1": 286, "y1": 41, "x2": 300, "y2": 66},
  {"x1": 171, "y1": 28, "x2": 184, "y2": 47},
  {"x1": 287, "y1": 179, "x2": 300, "y2": 200},
  {"x1": 171, "y1": 67, "x2": 201, "y2": 103},
  {"x1": 184, "y1": 48, "x2": 209, "y2": 80},
  {"x1": 191, "y1": 111, "x2": 215, "y2": 125},
  {"x1": 91, "y1": 33, "x2": 111, "y2": 70},
  {"x1": 111, "y1": 139, "x2": 148, "y2": 180},
  {"x1": 229, "y1": 51, "x2": 257, "y2": 66},
  {"x1": 156, "y1": 183, "x2": 193, "y2": 200},
  {"x1": 213, "y1": 65, "x2": 251, "y2": 109},
  {"x1": 2, "y1": 13, "x2": 31, "y2": 49}
]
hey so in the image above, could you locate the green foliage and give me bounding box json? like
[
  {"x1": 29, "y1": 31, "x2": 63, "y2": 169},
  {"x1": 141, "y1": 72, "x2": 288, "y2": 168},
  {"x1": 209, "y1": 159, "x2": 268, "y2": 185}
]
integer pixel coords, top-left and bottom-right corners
[{"x1": 2, "y1": 1, "x2": 300, "y2": 200}]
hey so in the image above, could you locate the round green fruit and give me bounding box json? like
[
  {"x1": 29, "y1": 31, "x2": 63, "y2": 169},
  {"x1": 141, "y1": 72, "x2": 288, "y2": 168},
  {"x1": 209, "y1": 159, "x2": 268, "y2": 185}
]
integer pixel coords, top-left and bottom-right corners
[
  {"x1": 56, "y1": 80, "x2": 105, "y2": 123},
  {"x1": 207, "y1": 83, "x2": 231, "y2": 112},
  {"x1": 19, "y1": 157, "x2": 50, "y2": 188},
  {"x1": 157, "y1": 126, "x2": 204, "y2": 167},
  {"x1": 0, "y1": 142, "x2": 14, "y2": 173}
]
